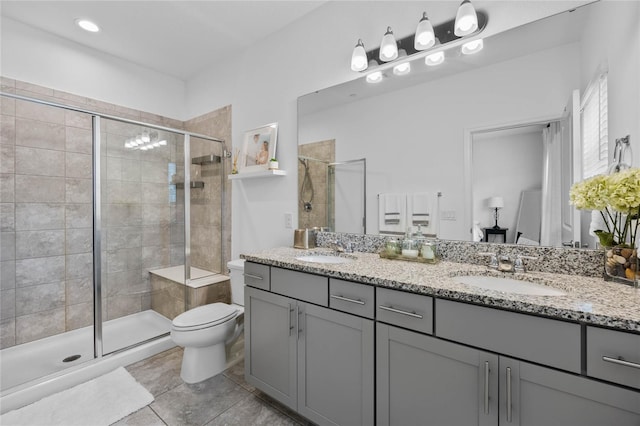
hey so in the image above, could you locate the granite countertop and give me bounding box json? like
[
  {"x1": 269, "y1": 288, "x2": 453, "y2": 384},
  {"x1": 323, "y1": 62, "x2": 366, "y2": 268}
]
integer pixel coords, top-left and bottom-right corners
[{"x1": 241, "y1": 247, "x2": 640, "y2": 332}]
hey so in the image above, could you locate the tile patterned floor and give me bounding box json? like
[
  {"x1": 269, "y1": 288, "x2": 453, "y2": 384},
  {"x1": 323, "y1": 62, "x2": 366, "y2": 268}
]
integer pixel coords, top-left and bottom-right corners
[{"x1": 115, "y1": 347, "x2": 313, "y2": 426}]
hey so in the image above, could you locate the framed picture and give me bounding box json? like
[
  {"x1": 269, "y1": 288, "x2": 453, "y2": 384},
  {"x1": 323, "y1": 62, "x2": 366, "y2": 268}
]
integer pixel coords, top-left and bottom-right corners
[{"x1": 240, "y1": 122, "x2": 278, "y2": 173}]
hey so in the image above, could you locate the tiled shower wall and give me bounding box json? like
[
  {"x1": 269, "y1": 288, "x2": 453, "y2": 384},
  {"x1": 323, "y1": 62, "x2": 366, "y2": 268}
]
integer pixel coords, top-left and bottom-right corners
[
  {"x1": 0, "y1": 77, "x2": 232, "y2": 349},
  {"x1": 298, "y1": 140, "x2": 335, "y2": 230}
]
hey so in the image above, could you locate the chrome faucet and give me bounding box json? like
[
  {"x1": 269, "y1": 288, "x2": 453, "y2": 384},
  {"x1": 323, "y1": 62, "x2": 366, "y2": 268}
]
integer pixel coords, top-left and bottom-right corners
[
  {"x1": 332, "y1": 240, "x2": 354, "y2": 254},
  {"x1": 478, "y1": 252, "x2": 537, "y2": 273}
]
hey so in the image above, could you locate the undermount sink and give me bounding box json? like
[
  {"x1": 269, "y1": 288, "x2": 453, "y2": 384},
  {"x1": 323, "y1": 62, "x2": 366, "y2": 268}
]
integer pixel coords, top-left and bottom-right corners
[
  {"x1": 295, "y1": 255, "x2": 354, "y2": 264},
  {"x1": 453, "y1": 275, "x2": 566, "y2": 296}
]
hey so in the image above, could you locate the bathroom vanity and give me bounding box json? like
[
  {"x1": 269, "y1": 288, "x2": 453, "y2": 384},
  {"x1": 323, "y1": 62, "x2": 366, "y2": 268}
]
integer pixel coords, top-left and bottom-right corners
[{"x1": 242, "y1": 248, "x2": 640, "y2": 426}]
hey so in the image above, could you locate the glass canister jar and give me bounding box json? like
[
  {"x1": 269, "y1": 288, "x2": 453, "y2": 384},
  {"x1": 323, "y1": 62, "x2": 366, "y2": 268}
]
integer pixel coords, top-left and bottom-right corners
[
  {"x1": 402, "y1": 238, "x2": 420, "y2": 258},
  {"x1": 421, "y1": 240, "x2": 437, "y2": 261},
  {"x1": 385, "y1": 238, "x2": 400, "y2": 256}
]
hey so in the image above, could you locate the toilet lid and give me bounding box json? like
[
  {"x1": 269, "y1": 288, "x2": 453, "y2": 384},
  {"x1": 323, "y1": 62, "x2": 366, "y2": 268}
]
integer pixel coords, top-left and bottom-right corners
[{"x1": 172, "y1": 303, "x2": 238, "y2": 329}]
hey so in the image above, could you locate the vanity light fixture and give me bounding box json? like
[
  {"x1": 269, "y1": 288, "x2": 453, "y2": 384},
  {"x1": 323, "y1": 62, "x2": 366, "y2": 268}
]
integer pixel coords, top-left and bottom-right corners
[
  {"x1": 425, "y1": 51, "x2": 445, "y2": 66},
  {"x1": 393, "y1": 49, "x2": 411, "y2": 76},
  {"x1": 351, "y1": 39, "x2": 368, "y2": 72},
  {"x1": 454, "y1": 0, "x2": 478, "y2": 36},
  {"x1": 75, "y1": 18, "x2": 100, "y2": 33},
  {"x1": 379, "y1": 27, "x2": 398, "y2": 62},
  {"x1": 366, "y1": 70, "x2": 384, "y2": 83},
  {"x1": 461, "y1": 38, "x2": 484, "y2": 55},
  {"x1": 124, "y1": 131, "x2": 165, "y2": 150},
  {"x1": 414, "y1": 12, "x2": 435, "y2": 50}
]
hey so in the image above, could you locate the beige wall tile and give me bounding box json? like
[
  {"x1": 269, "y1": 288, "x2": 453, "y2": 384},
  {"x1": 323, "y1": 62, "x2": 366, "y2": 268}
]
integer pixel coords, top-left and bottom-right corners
[
  {"x1": 1, "y1": 288, "x2": 16, "y2": 320},
  {"x1": 1, "y1": 232, "x2": 15, "y2": 261},
  {"x1": 1, "y1": 97, "x2": 16, "y2": 116},
  {"x1": 65, "y1": 302, "x2": 92, "y2": 331},
  {"x1": 1, "y1": 203, "x2": 14, "y2": 232},
  {"x1": 15, "y1": 118, "x2": 65, "y2": 151},
  {"x1": 65, "y1": 126, "x2": 92, "y2": 154},
  {"x1": 1, "y1": 173, "x2": 15, "y2": 202},
  {"x1": 15, "y1": 146, "x2": 65, "y2": 177},
  {"x1": 65, "y1": 203, "x2": 92, "y2": 229},
  {"x1": 107, "y1": 180, "x2": 141, "y2": 204},
  {"x1": 1, "y1": 144, "x2": 15, "y2": 173},
  {"x1": 1, "y1": 115, "x2": 16, "y2": 145},
  {"x1": 106, "y1": 226, "x2": 142, "y2": 250},
  {"x1": 15, "y1": 281, "x2": 65, "y2": 316},
  {"x1": 16, "y1": 230, "x2": 65, "y2": 259},
  {"x1": 1, "y1": 260, "x2": 16, "y2": 290},
  {"x1": 15, "y1": 255, "x2": 65, "y2": 287},
  {"x1": 52, "y1": 90, "x2": 87, "y2": 107},
  {"x1": 66, "y1": 277, "x2": 92, "y2": 305},
  {"x1": 105, "y1": 203, "x2": 142, "y2": 227},
  {"x1": 141, "y1": 183, "x2": 168, "y2": 204},
  {"x1": 15, "y1": 175, "x2": 65, "y2": 203},
  {"x1": 66, "y1": 152, "x2": 92, "y2": 179},
  {"x1": 15, "y1": 307, "x2": 65, "y2": 344},
  {"x1": 142, "y1": 204, "x2": 170, "y2": 225},
  {"x1": 106, "y1": 248, "x2": 142, "y2": 274},
  {"x1": 65, "y1": 178, "x2": 92, "y2": 203},
  {"x1": 65, "y1": 110, "x2": 92, "y2": 130},
  {"x1": 16, "y1": 203, "x2": 65, "y2": 230},
  {"x1": 106, "y1": 294, "x2": 141, "y2": 320},
  {"x1": 142, "y1": 246, "x2": 169, "y2": 269},
  {"x1": 121, "y1": 158, "x2": 142, "y2": 182},
  {"x1": 65, "y1": 227, "x2": 92, "y2": 254},
  {"x1": 15, "y1": 81, "x2": 54, "y2": 98},
  {"x1": 0, "y1": 318, "x2": 16, "y2": 349},
  {"x1": 65, "y1": 252, "x2": 92, "y2": 280},
  {"x1": 141, "y1": 160, "x2": 167, "y2": 183},
  {"x1": 142, "y1": 224, "x2": 170, "y2": 247}
]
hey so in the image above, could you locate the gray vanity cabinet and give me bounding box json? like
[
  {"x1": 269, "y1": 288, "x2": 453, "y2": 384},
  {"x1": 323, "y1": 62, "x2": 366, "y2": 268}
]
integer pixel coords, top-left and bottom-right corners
[
  {"x1": 244, "y1": 286, "x2": 297, "y2": 409},
  {"x1": 245, "y1": 282, "x2": 374, "y2": 426},
  {"x1": 297, "y1": 302, "x2": 374, "y2": 426},
  {"x1": 377, "y1": 323, "x2": 499, "y2": 426},
  {"x1": 499, "y1": 357, "x2": 640, "y2": 425}
]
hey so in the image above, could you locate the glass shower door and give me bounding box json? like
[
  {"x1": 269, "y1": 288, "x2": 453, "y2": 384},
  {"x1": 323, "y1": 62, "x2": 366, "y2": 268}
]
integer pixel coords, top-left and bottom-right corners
[
  {"x1": 328, "y1": 158, "x2": 366, "y2": 234},
  {"x1": 99, "y1": 118, "x2": 184, "y2": 354}
]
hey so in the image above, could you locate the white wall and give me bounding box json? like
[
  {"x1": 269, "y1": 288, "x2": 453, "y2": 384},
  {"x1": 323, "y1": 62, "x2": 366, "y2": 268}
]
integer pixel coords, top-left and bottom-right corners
[
  {"x1": 1, "y1": 17, "x2": 186, "y2": 119},
  {"x1": 580, "y1": 1, "x2": 640, "y2": 167},
  {"x1": 299, "y1": 43, "x2": 579, "y2": 241},
  {"x1": 472, "y1": 130, "x2": 544, "y2": 243}
]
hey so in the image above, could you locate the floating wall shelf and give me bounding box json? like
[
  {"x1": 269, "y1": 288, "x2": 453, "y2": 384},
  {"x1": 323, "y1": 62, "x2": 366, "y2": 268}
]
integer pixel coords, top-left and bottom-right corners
[{"x1": 228, "y1": 170, "x2": 287, "y2": 180}]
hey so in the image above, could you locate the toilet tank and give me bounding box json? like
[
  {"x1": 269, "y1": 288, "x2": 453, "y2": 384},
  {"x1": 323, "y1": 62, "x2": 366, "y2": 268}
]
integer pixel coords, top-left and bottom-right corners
[{"x1": 227, "y1": 259, "x2": 245, "y2": 306}]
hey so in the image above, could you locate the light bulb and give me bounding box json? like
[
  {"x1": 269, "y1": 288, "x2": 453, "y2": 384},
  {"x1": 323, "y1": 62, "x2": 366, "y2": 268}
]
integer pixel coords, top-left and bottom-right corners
[
  {"x1": 414, "y1": 12, "x2": 435, "y2": 50},
  {"x1": 366, "y1": 71, "x2": 383, "y2": 83},
  {"x1": 141, "y1": 131, "x2": 150, "y2": 143},
  {"x1": 379, "y1": 27, "x2": 398, "y2": 62},
  {"x1": 75, "y1": 19, "x2": 100, "y2": 33},
  {"x1": 425, "y1": 51, "x2": 445, "y2": 66},
  {"x1": 393, "y1": 49, "x2": 410, "y2": 76},
  {"x1": 455, "y1": 0, "x2": 478, "y2": 36},
  {"x1": 351, "y1": 39, "x2": 368, "y2": 72},
  {"x1": 461, "y1": 39, "x2": 483, "y2": 55},
  {"x1": 159, "y1": 140, "x2": 167, "y2": 146}
]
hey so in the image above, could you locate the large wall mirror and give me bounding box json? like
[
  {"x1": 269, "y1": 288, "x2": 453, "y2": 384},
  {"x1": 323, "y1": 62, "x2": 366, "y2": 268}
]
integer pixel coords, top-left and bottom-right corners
[{"x1": 297, "y1": 1, "x2": 637, "y2": 248}]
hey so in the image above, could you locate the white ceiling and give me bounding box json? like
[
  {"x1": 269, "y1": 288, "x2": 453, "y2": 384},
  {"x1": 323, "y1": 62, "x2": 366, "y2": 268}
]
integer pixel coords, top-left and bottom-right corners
[{"x1": 0, "y1": 1, "x2": 326, "y2": 80}]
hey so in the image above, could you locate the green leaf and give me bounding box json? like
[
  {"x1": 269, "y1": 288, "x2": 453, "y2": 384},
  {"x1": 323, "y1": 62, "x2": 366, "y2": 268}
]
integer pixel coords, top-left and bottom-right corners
[{"x1": 594, "y1": 230, "x2": 616, "y2": 247}]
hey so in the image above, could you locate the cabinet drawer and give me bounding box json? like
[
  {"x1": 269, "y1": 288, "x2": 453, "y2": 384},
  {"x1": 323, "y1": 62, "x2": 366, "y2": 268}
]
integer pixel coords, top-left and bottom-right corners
[
  {"x1": 376, "y1": 288, "x2": 433, "y2": 334},
  {"x1": 436, "y1": 299, "x2": 581, "y2": 373},
  {"x1": 587, "y1": 326, "x2": 640, "y2": 390},
  {"x1": 244, "y1": 262, "x2": 270, "y2": 290},
  {"x1": 329, "y1": 279, "x2": 375, "y2": 319},
  {"x1": 271, "y1": 267, "x2": 328, "y2": 306}
]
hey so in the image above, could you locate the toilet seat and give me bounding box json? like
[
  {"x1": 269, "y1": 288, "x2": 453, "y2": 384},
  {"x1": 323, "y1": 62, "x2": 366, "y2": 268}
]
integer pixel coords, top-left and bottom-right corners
[{"x1": 172, "y1": 303, "x2": 238, "y2": 331}]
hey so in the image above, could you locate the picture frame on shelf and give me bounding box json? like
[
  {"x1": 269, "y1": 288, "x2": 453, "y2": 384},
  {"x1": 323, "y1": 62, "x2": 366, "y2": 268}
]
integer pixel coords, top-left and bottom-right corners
[{"x1": 240, "y1": 122, "x2": 278, "y2": 173}]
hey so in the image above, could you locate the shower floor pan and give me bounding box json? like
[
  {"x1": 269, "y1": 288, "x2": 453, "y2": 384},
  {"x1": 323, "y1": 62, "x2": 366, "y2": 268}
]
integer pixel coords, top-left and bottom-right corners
[{"x1": 0, "y1": 309, "x2": 171, "y2": 393}]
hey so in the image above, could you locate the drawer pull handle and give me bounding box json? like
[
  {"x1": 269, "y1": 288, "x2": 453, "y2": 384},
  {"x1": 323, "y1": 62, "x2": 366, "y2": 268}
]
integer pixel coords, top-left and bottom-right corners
[
  {"x1": 506, "y1": 367, "x2": 512, "y2": 423},
  {"x1": 331, "y1": 295, "x2": 365, "y2": 305},
  {"x1": 244, "y1": 273, "x2": 263, "y2": 280},
  {"x1": 484, "y1": 361, "x2": 490, "y2": 415},
  {"x1": 379, "y1": 305, "x2": 423, "y2": 319},
  {"x1": 288, "y1": 304, "x2": 294, "y2": 336},
  {"x1": 602, "y1": 356, "x2": 640, "y2": 370}
]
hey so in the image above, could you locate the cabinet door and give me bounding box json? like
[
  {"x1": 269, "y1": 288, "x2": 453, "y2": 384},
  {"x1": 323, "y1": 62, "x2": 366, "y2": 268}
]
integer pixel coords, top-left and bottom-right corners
[
  {"x1": 244, "y1": 287, "x2": 297, "y2": 410},
  {"x1": 297, "y1": 302, "x2": 374, "y2": 426},
  {"x1": 500, "y1": 357, "x2": 640, "y2": 426},
  {"x1": 377, "y1": 323, "x2": 499, "y2": 426}
]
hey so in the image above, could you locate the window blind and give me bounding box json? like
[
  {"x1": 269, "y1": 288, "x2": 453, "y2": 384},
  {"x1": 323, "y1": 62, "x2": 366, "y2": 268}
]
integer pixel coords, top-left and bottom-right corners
[{"x1": 581, "y1": 73, "x2": 608, "y2": 179}]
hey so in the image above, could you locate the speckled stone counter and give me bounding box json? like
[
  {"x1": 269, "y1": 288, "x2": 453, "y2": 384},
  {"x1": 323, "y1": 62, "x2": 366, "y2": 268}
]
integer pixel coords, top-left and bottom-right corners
[{"x1": 241, "y1": 247, "x2": 640, "y2": 332}]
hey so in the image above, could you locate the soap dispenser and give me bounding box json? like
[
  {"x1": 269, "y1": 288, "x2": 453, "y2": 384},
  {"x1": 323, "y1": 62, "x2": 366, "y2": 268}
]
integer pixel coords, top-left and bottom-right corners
[{"x1": 401, "y1": 226, "x2": 420, "y2": 258}]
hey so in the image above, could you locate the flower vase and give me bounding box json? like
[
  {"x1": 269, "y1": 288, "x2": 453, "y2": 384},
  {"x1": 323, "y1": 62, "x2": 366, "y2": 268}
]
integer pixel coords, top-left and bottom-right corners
[{"x1": 604, "y1": 245, "x2": 638, "y2": 287}]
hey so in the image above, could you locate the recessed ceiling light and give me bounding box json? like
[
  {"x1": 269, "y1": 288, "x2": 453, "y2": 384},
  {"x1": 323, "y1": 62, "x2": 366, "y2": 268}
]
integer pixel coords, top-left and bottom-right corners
[{"x1": 75, "y1": 19, "x2": 100, "y2": 33}]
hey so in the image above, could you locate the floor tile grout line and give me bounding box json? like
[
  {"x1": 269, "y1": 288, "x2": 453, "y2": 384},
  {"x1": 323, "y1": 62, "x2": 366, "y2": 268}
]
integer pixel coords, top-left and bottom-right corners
[
  {"x1": 147, "y1": 404, "x2": 169, "y2": 426},
  {"x1": 200, "y1": 391, "x2": 253, "y2": 426}
]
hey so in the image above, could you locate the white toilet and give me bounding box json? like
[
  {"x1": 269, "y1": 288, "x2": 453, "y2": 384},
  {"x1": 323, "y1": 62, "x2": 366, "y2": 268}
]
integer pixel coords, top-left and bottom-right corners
[{"x1": 171, "y1": 260, "x2": 245, "y2": 384}]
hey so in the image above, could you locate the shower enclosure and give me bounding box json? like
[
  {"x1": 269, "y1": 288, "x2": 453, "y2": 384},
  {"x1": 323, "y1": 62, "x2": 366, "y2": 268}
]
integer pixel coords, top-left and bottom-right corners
[
  {"x1": 298, "y1": 155, "x2": 366, "y2": 233},
  {"x1": 0, "y1": 92, "x2": 227, "y2": 405}
]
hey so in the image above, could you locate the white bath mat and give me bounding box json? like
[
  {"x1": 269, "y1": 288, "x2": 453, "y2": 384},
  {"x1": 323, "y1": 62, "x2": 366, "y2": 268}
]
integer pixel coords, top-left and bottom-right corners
[{"x1": 0, "y1": 367, "x2": 153, "y2": 426}]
